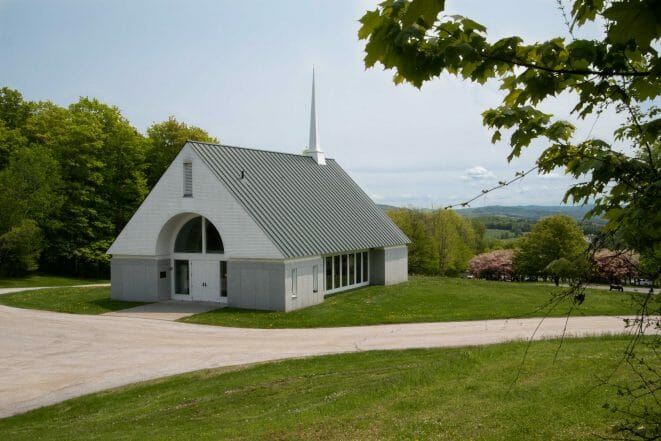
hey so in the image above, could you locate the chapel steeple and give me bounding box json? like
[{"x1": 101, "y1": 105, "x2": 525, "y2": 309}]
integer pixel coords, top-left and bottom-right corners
[{"x1": 303, "y1": 68, "x2": 326, "y2": 165}]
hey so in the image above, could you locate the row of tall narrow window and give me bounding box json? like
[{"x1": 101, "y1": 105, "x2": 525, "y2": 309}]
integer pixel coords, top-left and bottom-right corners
[{"x1": 325, "y1": 251, "x2": 368, "y2": 292}]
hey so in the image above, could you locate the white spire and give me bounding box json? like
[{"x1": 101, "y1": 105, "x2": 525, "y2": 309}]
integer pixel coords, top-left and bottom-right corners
[{"x1": 304, "y1": 68, "x2": 326, "y2": 165}]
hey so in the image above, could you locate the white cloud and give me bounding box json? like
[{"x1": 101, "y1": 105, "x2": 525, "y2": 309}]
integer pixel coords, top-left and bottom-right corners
[{"x1": 464, "y1": 166, "x2": 495, "y2": 180}]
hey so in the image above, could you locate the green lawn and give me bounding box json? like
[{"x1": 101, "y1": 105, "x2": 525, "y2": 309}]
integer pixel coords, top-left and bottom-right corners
[
  {"x1": 0, "y1": 276, "x2": 647, "y2": 326},
  {"x1": 0, "y1": 274, "x2": 108, "y2": 288},
  {"x1": 0, "y1": 286, "x2": 143, "y2": 315},
  {"x1": 0, "y1": 336, "x2": 653, "y2": 440},
  {"x1": 182, "y1": 276, "x2": 647, "y2": 328}
]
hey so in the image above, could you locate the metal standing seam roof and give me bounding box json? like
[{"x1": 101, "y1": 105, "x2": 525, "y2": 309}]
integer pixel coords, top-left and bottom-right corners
[{"x1": 188, "y1": 141, "x2": 410, "y2": 259}]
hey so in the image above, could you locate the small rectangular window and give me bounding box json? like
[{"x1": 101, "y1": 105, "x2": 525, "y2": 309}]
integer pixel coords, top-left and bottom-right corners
[
  {"x1": 356, "y1": 253, "x2": 362, "y2": 283},
  {"x1": 159, "y1": 271, "x2": 167, "y2": 279},
  {"x1": 325, "y1": 257, "x2": 332, "y2": 291},
  {"x1": 183, "y1": 162, "x2": 193, "y2": 197},
  {"x1": 313, "y1": 265, "x2": 318, "y2": 293},
  {"x1": 341, "y1": 255, "x2": 348, "y2": 287},
  {"x1": 333, "y1": 255, "x2": 340, "y2": 289},
  {"x1": 174, "y1": 260, "x2": 189, "y2": 295},
  {"x1": 291, "y1": 268, "x2": 297, "y2": 297},
  {"x1": 220, "y1": 261, "x2": 227, "y2": 297},
  {"x1": 348, "y1": 254, "x2": 355, "y2": 285},
  {"x1": 363, "y1": 251, "x2": 368, "y2": 282}
]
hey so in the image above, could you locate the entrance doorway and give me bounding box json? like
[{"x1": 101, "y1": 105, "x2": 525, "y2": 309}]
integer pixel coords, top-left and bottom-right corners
[
  {"x1": 191, "y1": 260, "x2": 227, "y2": 302},
  {"x1": 190, "y1": 260, "x2": 220, "y2": 302},
  {"x1": 173, "y1": 260, "x2": 227, "y2": 303},
  {"x1": 170, "y1": 215, "x2": 228, "y2": 303}
]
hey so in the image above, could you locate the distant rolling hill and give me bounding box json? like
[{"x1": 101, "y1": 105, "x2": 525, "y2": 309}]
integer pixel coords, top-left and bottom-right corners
[
  {"x1": 378, "y1": 204, "x2": 601, "y2": 223},
  {"x1": 454, "y1": 205, "x2": 598, "y2": 221},
  {"x1": 376, "y1": 204, "x2": 400, "y2": 212}
]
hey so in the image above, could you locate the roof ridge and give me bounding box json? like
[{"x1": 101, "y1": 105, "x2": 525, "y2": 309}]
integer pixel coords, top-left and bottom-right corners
[{"x1": 187, "y1": 140, "x2": 335, "y2": 161}]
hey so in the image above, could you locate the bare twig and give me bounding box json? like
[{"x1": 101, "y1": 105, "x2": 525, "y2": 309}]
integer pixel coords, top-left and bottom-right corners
[{"x1": 444, "y1": 166, "x2": 538, "y2": 210}]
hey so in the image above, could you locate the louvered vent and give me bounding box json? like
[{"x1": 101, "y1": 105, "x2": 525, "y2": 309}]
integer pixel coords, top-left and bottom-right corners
[{"x1": 183, "y1": 162, "x2": 193, "y2": 197}]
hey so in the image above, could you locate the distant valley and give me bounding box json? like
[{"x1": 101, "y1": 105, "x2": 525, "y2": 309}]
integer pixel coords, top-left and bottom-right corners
[
  {"x1": 378, "y1": 204, "x2": 604, "y2": 242},
  {"x1": 454, "y1": 205, "x2": 599, "y2": 222},
  {"x1": 378, "y1": 204, "x2": 599, "y2": 222}
]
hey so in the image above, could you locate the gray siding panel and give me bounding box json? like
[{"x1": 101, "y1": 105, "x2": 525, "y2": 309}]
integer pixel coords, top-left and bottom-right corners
[
  {"x1": 284, "y1": 257, "x2": 324, "y2": 311},
  {"x1": 111, "y1": 258, "x2": 160, "y2": 302},
  {"x1": 228, "y1": 261, "x2": 286, "y2": 311},
  {"x1": 227, "y1": 259, "x2": 325, "y2": 312},
  {"x1": 384, "y1": 246, "x2": 408, "y2": 285}
]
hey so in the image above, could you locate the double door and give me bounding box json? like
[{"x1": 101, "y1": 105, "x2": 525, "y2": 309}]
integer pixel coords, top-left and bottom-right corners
[
  {"x1": 174, "y1": 260, "x2": 227, "y2": 303},
  {"x1": 190, "y1": 260, "x2": 221, "y2": 302}
]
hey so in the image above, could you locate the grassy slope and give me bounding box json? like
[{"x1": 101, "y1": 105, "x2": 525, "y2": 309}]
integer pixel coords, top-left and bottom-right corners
[
  {"x1": 0, "y1": 336, "x2": 651, "y2": 440},
  {"x1": 182, "y1": 276, "x2": 645, "y2": 328},
  {"x1": 0, "y1": 274, "x2": 108, "y2": 288},
  {"x1": 0, "y1": 287, "x2": 143, "y2": 314}
]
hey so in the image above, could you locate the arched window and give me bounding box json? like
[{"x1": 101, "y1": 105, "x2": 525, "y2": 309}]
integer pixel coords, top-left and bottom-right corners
[
  {"x1": 174, "y1": 217, "x2": 202, "y2": 252},
  {"x1": 205, "y1": 219, "x2": 224, "y2": 253},
  {"x1": 174, "y1": 216, "x2": 224, "y2": 253}
]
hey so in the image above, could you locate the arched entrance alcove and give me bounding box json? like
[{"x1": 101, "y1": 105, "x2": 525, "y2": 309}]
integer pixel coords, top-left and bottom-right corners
[{"x1": 158, "y1": 213, "x2": 228, "y2": 303}]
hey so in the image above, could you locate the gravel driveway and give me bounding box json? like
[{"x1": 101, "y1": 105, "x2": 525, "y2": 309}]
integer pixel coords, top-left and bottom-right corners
[{"x1": 0, "y1": 305, "x2": 643, "y2": 418}]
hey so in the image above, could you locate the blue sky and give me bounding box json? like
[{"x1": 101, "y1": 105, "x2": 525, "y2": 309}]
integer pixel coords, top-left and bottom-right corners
[{"x1": 0, "y1": 0, "x2": 619, "y2": 208}]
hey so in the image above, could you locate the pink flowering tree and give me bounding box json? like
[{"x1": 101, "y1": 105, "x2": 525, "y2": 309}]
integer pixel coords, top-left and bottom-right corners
[
  {"x1": 593, "y1": 249, "x2": 639, "y2": 284},
  {"x1": 468, "y1": 249, "x2": 514, "y2": 280}
]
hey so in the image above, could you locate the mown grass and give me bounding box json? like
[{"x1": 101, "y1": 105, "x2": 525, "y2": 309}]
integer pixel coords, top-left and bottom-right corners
[
  {"x1": 0, "y1": 336, "x2": 653, "y2": 440},
  {"x1": 0, "y1": 274, "x2": 108, "y2": 288},
  {"x1": 0, "y1": 287, "x2": 143, "y2": 314},
  {"x1": 182, "y1": 275, "x2": 646, "y2": 328}
]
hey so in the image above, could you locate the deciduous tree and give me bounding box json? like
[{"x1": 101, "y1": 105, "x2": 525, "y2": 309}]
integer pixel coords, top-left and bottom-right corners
[
  {"x1": 21, "y1": 98, "x2": 149, "y2": 275},
  {"x1": 388, "y1": 207, "x2": 483, "y2": 275},
  {"x1": 514, "y1": 214, "x2": 587, "y2": 277},
  {"x1": 0, "y1": 88, "x2": 31, "y2": 169},
  {"x1": 0, "y1": 146, "x2": 62, "y2": 275},
  {"x1": 468, "y1": 249, "x2": 514, "y2": 280},
  {"x1": 594, "y1": 249, "x2": 639, "y2": 283},
  {"x1": 145, "y1": 117, "x2": 217, "y2": 187}
]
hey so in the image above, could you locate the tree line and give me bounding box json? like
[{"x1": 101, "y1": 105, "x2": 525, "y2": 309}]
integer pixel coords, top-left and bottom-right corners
[
  {"x1": 469, "y1": 214, "x2": 589, "y2": 284},
  {"x1": 0, "y1": 87, "x2": 216, "y2": 277},
  {"x1": 386, "y1": 208, "x2": 586, "y2": 279},
  {"x1": 388, "y1": 209, "x2": 656, "y2": 287},
  {"x1": 387, "y1": 208, "x2": 487, "y2": 276}
]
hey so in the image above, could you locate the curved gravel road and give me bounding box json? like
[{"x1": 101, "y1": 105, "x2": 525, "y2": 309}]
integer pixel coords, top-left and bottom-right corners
[{"x1": 0, "y1": 305, "x2": 643, "y2": 418}]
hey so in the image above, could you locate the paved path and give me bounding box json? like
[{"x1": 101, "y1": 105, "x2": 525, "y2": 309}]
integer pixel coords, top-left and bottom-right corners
[
  {"x1": 104, "y1": 301, "x2": 223, "y2": 321},
  {"x1": 1, "y1": 305, "x2": 650, "y2": 418},
  {"x1": 0, "y1": 283, "x2": 110, "y2": 296}
]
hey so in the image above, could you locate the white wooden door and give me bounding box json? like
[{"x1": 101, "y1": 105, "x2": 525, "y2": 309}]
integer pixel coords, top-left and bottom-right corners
[{"x1": 190, "y1": 260, "x2": 221, "y2": 302}]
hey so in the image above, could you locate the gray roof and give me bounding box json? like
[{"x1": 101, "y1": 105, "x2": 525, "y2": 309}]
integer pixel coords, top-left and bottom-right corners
[{"x1": 189, "y1": 141, "x2": 409, "y2": 258}]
